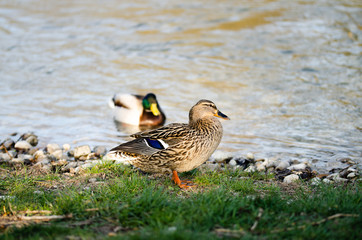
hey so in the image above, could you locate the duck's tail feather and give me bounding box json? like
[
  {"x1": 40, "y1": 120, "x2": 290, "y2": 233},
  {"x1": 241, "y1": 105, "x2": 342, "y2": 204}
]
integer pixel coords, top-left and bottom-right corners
[{"x1": 103, "y1": 150, "x2": 133, "y2": 165}]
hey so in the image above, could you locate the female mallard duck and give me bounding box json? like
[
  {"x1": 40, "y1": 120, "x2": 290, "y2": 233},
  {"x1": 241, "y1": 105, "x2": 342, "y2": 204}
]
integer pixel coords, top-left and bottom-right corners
[
  {"x1": 109, "y1": 93, "x2": 166, "y2": 127},
  {"x1": 105, "y1": 99, "x2": 229, "y2": 188}
]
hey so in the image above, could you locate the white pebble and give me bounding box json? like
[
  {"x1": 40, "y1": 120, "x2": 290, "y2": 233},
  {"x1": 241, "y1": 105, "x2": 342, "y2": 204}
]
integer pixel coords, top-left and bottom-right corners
[
  {"x1": 14, "y1": 141, "x2": 32, "y2": 150},
  {"x1": 51, "y1": 149, "x2": 63, "y2": 160},
  {"x1": 256, "y1": 163, "x2": 266, "y2": 172},
  {"x1": 310, "y1": 177, "x2": 321, "y2": 186},
  {"x1": 347, "y1": 172, "x2": 356, "y2": 178},
  {"x1": 34, "y1": 150, "x2": 46, "y2": 162},
  {"x1": 62, "y1": 144, "x2": 71, "y2": 151},
  {"x1": 287, "y1": 163, "x2": 307, "y2": 171},
  {"x1": 283, "y1": 174, "x2": 299, "y2": 183},
  {"x1": 245, "y1": 165, "x2": 256, "y2": 173},
  {"x1": 246, "y1": 152, "x2": 254, "y2": 160},
  {"x1": 276, "y1": 161, "x2": 290, "y2": 170},
  {"x1": 0, "y1": 153, "x2": 11, "y2": 162},
  {"x1": 327, "y1": 173, "x2": 339, "y2": 180},
  {"x1": 47, "y1": 143, "x2": 60, "y2": 154},
  {"x1": 323, "y1": 178, "x2": 332, "y2": 184},
  {"x1": 229, "y1": 159, "x2": 237, "y2": 166},
  {"x1": 211, "y1": 150, "x2": 233, "y2": 163},
  {"x1": 74, "y1": 145, "x2": 91, "y2": 159}
]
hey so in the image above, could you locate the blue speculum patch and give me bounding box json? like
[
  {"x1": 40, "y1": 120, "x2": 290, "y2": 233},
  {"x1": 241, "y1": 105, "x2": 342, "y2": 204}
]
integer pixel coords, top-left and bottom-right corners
[{"x1": 145, "y1": 138, "x2": 164, "y2": 149}]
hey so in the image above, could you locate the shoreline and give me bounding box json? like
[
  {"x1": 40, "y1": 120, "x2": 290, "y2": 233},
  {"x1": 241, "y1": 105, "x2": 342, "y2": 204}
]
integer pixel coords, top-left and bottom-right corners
[{"x1": 0, "y1": 132, "x2": 359, "y2": 185}]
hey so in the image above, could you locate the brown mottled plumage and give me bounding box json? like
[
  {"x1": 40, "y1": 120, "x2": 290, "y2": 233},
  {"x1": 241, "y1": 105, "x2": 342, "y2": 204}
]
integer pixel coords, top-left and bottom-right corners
[{"x1": 105, "y1": 99, "x2": 229, "y2": 188}]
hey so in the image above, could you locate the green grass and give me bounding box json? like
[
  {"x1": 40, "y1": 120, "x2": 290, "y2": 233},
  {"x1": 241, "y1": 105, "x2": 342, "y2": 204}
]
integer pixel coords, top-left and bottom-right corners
[{"x1": 0, "y1": 162, "x2": 361, "y2": 240}]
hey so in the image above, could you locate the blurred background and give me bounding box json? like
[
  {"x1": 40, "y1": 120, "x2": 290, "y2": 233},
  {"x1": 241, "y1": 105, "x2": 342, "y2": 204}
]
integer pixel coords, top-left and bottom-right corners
[{"x1": 0, "y1": 0, "x2": 361, "y2": 170}]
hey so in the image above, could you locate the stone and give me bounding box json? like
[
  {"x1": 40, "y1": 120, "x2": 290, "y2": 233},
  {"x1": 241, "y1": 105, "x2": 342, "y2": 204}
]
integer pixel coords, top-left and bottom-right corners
[
  {"x1": 288, "y1": 163, "x2": 307, "y2": 171},
  {"x1": 265, "y1": 158, "x2": 278, "y2": 168},
  {"x1": 322, "y1": 178, "x2": 332, "y2": 184},
  {"x1": 283, "y1": 174, "x2": 299, "y2": 183},
  {"x1": 245, "y1": 165, "x2": 256, "y2": 173},
  {"x1": 11, "y1": 157, "x2": 25, "y2": 164},
  {"x1": 94, "y1": 146, "x2": 107, "y2": 157},
  {"x1": 62, "y1": 144, "x2": 71, "y2": 151},
  {"x1": 33, "y1": 150, "x2": 47, "y2": 162},
  {"x1": 256, "y1": 162, "x2": 266, "y2": 172},
  {"x1": 51, "y1": 149, "x2": 63, "y2": 160},
  {"x1": 14, "y1": 141, "x2": 32, "y2": 151},
  {"x1": 33, "y1": 190, "x2": 44, "y2": 195},
  {"x1": 229, "y1": 159, "x2": 237, "y2": 166},
  {"x1": 62, "y1": 162, "x2": 78, "y2": 172},
  {"x1": 25, "y1": 135, "x2": 38, "y2": 147},
  {"x1": 246, "y1": 152, "x2": 255, "y2": 160},
  {"x1": 310, "y1": 177, "x2": 322, "y2": 186},
  {"x1": 212, "y1": 150, "x2": 233, "y2": 163},
  {"x1": 334, "y1": 176, "x2": 348, "y2": 183},
  {"x1": 2, "y1": 139, "x2": 15, "y2": 150},
  {"x1": 199, "y1": 163, "x2": 218, "y2": 173},
  {"x1": 88, "y1": 178, "x2": 97, "y2": 183},
  {"x1": 327, "y1": 173, "x2": 339, "y2": 180},
  {"x1": 51, "y1": 159, "x2": 68, "y2": 166},
  {"x1": 347, "y1": 172, "x2": 357, "y2": 179},
  {"x1": 74, "y1": 145, "x2": 91, "y2": 159},
  {"x1": 47, "y1": 143, "x2": 60, "y2": 154},
  {"x1": 42, "y1": 165, "x2": 52, "y2": 172},
  {"x1": 0, "y1": 153, "x2": 11, "y2": 162},
  {"x1": 276, "y1": 161, "x2": 290, "y2": 171}
]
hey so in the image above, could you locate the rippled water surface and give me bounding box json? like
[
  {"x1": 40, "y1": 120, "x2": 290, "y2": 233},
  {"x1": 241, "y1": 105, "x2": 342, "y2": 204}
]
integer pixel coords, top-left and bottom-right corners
[{"x1": 1, "y1": 0, "x2": 361, "y2": 170}]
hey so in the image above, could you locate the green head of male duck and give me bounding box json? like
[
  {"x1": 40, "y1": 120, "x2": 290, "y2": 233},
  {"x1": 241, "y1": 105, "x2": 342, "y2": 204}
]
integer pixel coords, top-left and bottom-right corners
[{"x1": 142, "y1": 93, "x2": 161, "y2": 116}]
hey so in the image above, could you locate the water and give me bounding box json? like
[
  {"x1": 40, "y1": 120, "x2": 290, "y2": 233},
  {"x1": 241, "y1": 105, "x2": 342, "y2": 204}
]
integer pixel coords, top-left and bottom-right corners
[{"x1": 1, "y1": 0, "x2": 361, "y2": 171}]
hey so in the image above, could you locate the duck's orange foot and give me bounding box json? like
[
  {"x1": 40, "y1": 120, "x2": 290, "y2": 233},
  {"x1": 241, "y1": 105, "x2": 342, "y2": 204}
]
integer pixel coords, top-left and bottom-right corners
[{"x1": 172, "y1": 170, "x2": 197, "y2": 189}]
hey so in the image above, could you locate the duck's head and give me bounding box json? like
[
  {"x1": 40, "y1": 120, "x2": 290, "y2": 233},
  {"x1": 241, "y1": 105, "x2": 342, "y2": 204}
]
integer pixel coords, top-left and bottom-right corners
[
  {"x1": 142, "y1": 93, "x2": 161, "y2": 116},
  {"x1": 189, "y1": 99, "x2": 230, "y2": 123}
]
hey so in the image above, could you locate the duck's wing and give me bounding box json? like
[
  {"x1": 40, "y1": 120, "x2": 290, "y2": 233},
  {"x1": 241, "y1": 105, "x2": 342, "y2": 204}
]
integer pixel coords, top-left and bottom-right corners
[
  {"x1": 109, "y1": 138, "x2": 163, "y2": 156},
  {"x1": 112, "y1": 94, "x2": 143, "y2": 109},
  {"x1": 131, "y1": 123, "x2": 190, "y2": 139}
]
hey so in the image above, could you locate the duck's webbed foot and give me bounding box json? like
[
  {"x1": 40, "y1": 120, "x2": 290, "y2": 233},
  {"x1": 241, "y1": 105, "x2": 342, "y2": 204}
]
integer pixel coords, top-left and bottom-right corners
[{"x1": 172, "y1": 170, "x2": 196, "y2": 189}]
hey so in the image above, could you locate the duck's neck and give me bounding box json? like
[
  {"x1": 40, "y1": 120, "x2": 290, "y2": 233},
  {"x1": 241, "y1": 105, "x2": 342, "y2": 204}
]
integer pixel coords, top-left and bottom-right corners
[{"x1": 190, "y1": 117, "x2": 223, "y2": 133}]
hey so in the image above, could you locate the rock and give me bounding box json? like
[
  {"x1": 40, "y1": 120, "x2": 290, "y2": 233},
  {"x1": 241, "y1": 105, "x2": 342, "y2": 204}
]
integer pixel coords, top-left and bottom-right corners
[
  {"x1": 25, "y1": 135, "x2": 38, "y2": 147},
  {"x1": 47, "y1": 143, "x2": 60, "y2": 154},
  {"x1": 14, "y1": 141, "x2": 32, "y2": 151},
  {"x1": 229, "y1": 159, "x2": 237, "y2": 166},
  {"x1": 347, "y1": 167, "x2": 357, "y2": 173},
  {"x1": 199, "y1": 163, "x2": 218, "y2": 173},
  {"x1": 245, "y1": 165, "x2": 256, "y2": 173},
  {"x1": 234, "y1": 158, "x2": 252, "y2": 169},
  {"x1": 88, "y1": 178, "x2": 97, "y2": 183},
  {"x1": 42, "y1": 165, "x2": 52, "y2": 172},
  {"x1": 283, "y1": 174, "x2": 299, "y2": 183},
  {"x1": 327, "y1": 173, "x2": 339, "y2": 180},
  {"x1": 347, "y1": 172, "x2": 357, "y2": 179},
  {"x1": 265, "y1": 158, "x2": 278, "y2": 168},
  {"x1": 51, "y1": 159, "x2": 68, "y2": 166},
  {"x1": 256, "y1": 162, "x2": 266, "y2": 172},
  {"x1": 2, "y1": 139, "x2": 15, "y2": 150},
  {"x1": 310, "y1": 177, "x2": 322, "y2": 186},
  {"x1": 11, "y1": 157, "x2": 25, "y2": 164},
  {"x1": 0, "y1": 153, "x2": 11, "y2": 162},
  {"x1": 74, "y1": 145, "x2": 91, "y2": 159},
  {"x1": 51, "y1": 149, "x2": 63, "y2": 160},
  {"x1": 62, "y1": 144, "x2": 71, "y2": 151},
  {"x1": 33, "y1": 150, "x2": 47, "y2": 162},
  {"x1": 334, "y1": 176, "x2": 348, "y2": 183},
  {"x1": 62, "y1": 161, "x2": 78, "y2": 172},
  {"x1": 33, "y1": 190, "x2": 44, "y2": 195},
  {"x1": 276, "y1": 161, "x2": 290, "y2": 171},
  {"x1": 288, "y1": 163, "x2": 307, "y2": 171},
  {"x1": 246, "y1": 152, "x2": 255, "y2": 160},
  {"x1": 94, "y1": 146, "x2": 107, "y2": 157},
  {"x1": 68, "y1": 150, "x2": 74, "y2": 157},
  {"x1": 322, "y1": 178, "x2": 332, "y2": 184},
  {"x1": 212, "y1": 150, "x2": 233, "y2": 163}
]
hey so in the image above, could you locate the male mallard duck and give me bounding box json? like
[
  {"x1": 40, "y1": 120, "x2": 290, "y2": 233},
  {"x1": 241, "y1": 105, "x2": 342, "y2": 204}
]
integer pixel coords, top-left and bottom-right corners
[
  {"x1": 105, "y1": 99, "x2": 229, "y2": 188},
  {"x1": 109, "y1": 93, "x2": 166, "y2": 127}
]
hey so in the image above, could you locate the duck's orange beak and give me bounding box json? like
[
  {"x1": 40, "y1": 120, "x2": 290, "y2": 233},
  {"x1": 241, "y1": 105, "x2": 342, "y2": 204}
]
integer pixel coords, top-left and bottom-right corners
[{"x1": 215, "y1": 110, "x2": 230, "y2": 120}]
